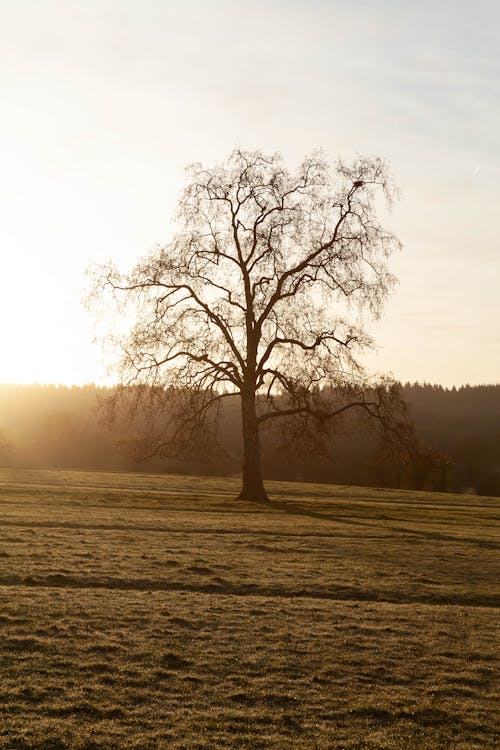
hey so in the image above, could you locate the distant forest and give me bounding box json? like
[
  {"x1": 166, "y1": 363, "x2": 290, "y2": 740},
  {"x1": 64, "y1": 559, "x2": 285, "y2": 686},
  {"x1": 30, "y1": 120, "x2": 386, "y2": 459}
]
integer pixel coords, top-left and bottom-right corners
[{"x1": 0, "y1": 383, "x2": 499, "y2": 496}]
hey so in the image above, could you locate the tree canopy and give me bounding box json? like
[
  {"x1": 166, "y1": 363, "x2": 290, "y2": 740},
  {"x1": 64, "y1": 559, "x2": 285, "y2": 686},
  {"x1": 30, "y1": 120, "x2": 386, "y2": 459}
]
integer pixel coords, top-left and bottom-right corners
[{"x1": 90, "y1": 149, "x2": 409, "y2": 501}]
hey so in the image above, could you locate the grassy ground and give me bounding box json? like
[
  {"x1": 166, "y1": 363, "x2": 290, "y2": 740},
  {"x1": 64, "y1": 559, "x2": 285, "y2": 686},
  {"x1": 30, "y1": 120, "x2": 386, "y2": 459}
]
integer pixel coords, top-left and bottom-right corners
[{"x1": 0, "y1": 468, "x2": 498, "y2": 749}]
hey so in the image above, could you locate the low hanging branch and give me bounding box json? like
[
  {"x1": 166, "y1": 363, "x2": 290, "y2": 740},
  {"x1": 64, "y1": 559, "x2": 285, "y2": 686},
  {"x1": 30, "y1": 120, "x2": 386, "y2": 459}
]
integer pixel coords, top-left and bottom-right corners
[{"x1": 89, "y1": 148, "x2": 410, "y2": 502}]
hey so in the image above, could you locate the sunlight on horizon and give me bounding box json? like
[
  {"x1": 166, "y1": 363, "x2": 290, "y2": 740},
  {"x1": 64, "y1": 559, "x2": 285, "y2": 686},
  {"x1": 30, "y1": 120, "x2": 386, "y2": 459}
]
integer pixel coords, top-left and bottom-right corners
[{"x1": 1, "y1": 0, "x2": 498, "y2": 388}]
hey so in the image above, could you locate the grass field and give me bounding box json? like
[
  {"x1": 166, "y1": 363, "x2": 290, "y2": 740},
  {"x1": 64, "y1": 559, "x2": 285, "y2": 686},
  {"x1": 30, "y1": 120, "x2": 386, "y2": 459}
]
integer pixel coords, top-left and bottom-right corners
[{"x1": 0, "y1": 468, "x2": 498, "y2": 749}]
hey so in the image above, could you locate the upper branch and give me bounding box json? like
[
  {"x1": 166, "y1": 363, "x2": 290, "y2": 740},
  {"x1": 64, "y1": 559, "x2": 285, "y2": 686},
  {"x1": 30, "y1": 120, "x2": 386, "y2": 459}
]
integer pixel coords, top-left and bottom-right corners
[
  {"x1": 255, "y1": 189, "x2": 356, "y2": 328},
  {"x1": 102, "y1": 269, "x2": 246, "y2": 374},
  {"x1": 257, "y1": 330, "x2": 359, "y2": 377}
]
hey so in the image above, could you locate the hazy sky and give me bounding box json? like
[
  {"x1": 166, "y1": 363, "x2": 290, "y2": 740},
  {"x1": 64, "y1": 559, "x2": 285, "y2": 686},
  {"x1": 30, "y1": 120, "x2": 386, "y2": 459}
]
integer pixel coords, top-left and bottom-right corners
[{"x1": 1, "y1": 0, "x2": 499, "y2": 386}]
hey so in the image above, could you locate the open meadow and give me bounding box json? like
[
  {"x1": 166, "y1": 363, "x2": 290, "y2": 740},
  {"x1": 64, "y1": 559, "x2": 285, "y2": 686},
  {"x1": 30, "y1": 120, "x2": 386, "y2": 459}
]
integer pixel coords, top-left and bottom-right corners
[{"x1": 0, "y1": 468, "x2": 498, "y2": 749}]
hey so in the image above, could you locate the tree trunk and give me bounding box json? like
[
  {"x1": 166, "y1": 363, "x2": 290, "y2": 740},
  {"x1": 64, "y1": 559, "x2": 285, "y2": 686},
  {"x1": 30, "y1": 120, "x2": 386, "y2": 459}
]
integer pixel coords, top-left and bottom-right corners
[{"x1": 237, "y1": 389, "x2": 269, "y2": 502}]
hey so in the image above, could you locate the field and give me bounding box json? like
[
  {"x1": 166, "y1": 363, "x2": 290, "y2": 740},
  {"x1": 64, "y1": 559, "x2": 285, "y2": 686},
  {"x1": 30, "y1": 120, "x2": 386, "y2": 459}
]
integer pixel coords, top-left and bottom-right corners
[{"x1": 0, "y1": 468, "x2": 498, "y2": 749}]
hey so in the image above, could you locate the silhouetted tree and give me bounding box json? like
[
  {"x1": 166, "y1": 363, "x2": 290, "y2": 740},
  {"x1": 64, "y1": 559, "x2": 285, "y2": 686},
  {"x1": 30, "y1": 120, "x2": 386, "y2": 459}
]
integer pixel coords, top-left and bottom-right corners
[{"x1": 90, "y1": 149, "x2": 410, "y2": 501}]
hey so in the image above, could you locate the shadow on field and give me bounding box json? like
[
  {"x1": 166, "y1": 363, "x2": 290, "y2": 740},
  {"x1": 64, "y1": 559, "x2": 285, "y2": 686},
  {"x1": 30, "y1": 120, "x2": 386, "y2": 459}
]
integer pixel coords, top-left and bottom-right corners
[
  {"x1": 3, "y1": 573, "x2": 497, "y2": 608},
  {"x1": 389, "y1": 524, "x2": 500, "y2": 549},
  {"x1": 268, "y1": 500, "x2": 500, "y2": 550},
  {"x1": 268, "y1": 499, "x2": 371, "y2": 528}
]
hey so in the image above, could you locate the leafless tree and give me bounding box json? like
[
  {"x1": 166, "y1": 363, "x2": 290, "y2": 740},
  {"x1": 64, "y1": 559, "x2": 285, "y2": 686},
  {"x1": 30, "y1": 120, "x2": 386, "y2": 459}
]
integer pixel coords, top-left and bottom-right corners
[{"x1": 90, "y1": 149, "x2": 410, "y2": 502}]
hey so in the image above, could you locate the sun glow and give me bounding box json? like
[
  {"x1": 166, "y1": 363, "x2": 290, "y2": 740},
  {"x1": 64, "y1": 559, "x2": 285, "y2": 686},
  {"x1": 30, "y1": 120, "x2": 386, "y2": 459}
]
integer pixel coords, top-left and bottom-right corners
[{"x1": 1, "y1": 1, "x2": 498, "y2": 387}]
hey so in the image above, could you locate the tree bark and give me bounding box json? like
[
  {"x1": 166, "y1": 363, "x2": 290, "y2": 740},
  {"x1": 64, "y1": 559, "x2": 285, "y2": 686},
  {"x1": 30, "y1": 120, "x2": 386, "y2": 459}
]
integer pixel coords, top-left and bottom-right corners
[{"x1": 237, "y1": 389, "x2": 269, "y2": 502}]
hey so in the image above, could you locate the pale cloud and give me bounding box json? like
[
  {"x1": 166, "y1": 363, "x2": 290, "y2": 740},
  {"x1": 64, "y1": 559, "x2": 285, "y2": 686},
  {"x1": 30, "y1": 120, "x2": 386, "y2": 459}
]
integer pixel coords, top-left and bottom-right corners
[{"x1": 0, "y1": 0, "x2": 498, "y2": 385}]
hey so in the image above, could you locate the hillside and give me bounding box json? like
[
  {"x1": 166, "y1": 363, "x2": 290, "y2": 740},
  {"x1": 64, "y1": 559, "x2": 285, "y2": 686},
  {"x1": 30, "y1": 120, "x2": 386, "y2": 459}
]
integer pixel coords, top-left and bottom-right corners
[
  {"x1": 1, "y1": 383, "x2": 500, "y2": 495},
  {"x1": 0, "y1": 469, "x2": 498, "y2": 748}
]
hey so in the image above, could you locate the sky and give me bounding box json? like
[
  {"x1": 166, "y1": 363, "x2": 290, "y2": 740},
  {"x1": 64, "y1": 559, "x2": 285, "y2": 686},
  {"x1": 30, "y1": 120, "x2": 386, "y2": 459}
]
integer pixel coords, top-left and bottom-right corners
[{"x1": 1, "y1": 0, "x2": 499, "y2": 387}]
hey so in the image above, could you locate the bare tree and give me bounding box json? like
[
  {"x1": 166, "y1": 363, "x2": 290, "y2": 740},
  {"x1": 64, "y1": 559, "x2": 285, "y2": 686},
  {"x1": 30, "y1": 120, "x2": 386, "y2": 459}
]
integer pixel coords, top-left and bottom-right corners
[{"x1": 90, "y1": 149, "x2": 409, "y2": 502}]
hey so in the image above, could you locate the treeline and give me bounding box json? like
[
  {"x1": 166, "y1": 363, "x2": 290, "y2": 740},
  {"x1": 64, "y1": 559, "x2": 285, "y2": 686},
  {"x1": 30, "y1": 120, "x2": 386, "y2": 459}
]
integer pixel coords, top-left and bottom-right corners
[{"x1": 0, "y1": 383, "x2": 499, "y2": 496}]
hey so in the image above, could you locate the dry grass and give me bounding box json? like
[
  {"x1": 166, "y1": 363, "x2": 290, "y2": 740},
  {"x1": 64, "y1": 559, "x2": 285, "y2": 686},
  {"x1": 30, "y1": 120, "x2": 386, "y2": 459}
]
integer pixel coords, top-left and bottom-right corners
[{"x1": 0, "y1": 468, "x2": 498, "y2": 749}]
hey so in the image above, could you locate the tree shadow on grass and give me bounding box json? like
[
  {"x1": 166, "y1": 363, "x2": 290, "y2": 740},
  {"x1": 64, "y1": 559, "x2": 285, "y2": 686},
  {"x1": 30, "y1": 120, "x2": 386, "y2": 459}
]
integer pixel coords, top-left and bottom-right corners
[
  {"x1": 268, "y1": 499, "x2": 500, "y2": 550},
  {"x1": 268, "y1": 499, "x2": 374, "y2": 529}
]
